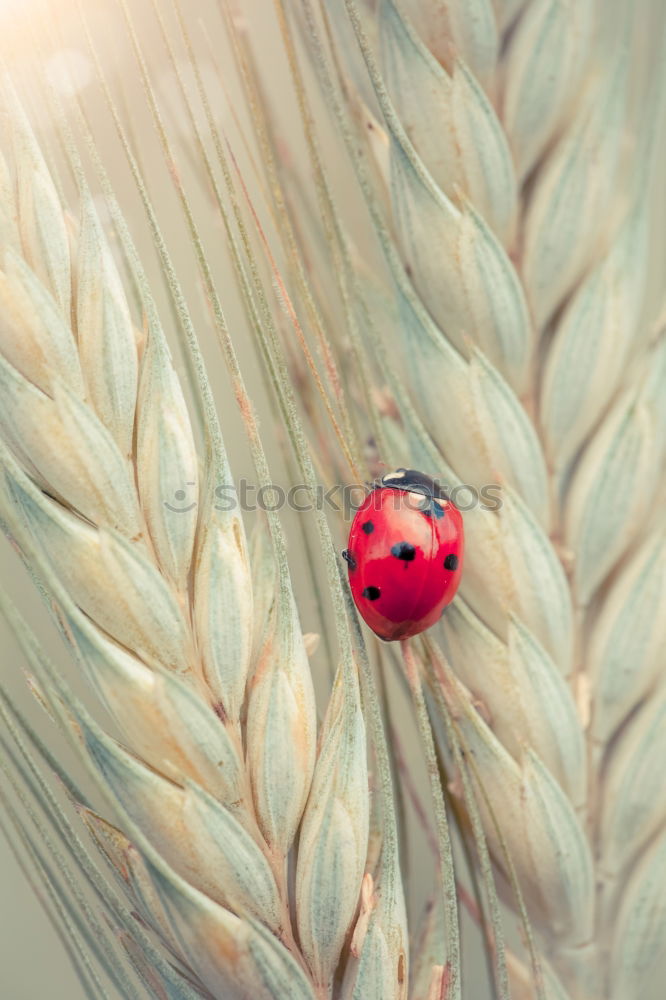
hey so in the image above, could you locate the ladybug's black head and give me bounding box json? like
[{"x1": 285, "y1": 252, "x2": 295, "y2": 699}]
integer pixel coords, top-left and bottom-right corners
[{"x1": 380, "y1": 468, "x2": 449, "y2": 500}]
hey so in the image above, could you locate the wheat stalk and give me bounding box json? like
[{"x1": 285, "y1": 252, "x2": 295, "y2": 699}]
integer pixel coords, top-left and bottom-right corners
[{"x1": 0, "y1": 1, "x2": 664, "y2": 999}]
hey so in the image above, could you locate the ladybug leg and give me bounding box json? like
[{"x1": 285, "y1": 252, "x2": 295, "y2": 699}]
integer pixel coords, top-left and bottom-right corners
[{"x1": 342, "y1": 549, "x2": 357, "y2": 570}]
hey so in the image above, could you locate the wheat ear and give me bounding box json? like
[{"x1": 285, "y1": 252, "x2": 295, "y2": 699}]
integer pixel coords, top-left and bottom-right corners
[
  {"x1": 298, "y1": 1, "x2": 666, "y2": 997},
  {"x1": 0, "y1": 76, "x2": 376, "y2": 1000}
]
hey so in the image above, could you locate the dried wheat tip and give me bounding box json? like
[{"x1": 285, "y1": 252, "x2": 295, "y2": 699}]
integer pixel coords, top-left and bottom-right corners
[
  {"x1": 302, "y1": 631, "x2": 320, "y2": 656},
  {"x1": 540, "y1": 198, "x2": 649, "y2": 475},
  {"x1": 444, "y1": 671, "x2": 593, "y2": 942},
  {"x1": 136, "y1": 322, "x2": 198, "y2": 588},
  {"x1": 0, "y1": 249, "x2": 83, "y2": 396},
  {"x1": 589, "y1": 533, "x2": 666, "y2": 745},
  {"x1": 296, "y1": 668, "x2": 369, "y2": 989},
  {"x1": 194, "y1": 494, "x2": 253, "y2": 723},
  {"x1": 76, "y1": 805, "x2": 135, "y2": 885},
  {"x1": 76, "y1": 193, "x2": 138, "y2": 457},
  {"x1": 350, "y1": 873, "x2": 376, "y2": 959},
  {"x1": 4, "y1": 469, "x2": 191, "y2": 673},
  {"x1": 0, "y1": 360, "x2": 141, "y2": 535},
  {"x1": 610, "y1": 832, "x2": 666, "y2": 1000},
  {"x1": 4, "y1": 81, "x2": 72, "y2": 316},
  {"x1": 64, "y1": 604, "x2": 244, "y2": 805},
  {"x1": 246, "y1": 591, "x2": 316, "y2": 855},
  {"x1": 146, "y1": 858, "x2": 317, "y2": 1000},
  {"x1": 599, "y1": 694, "x2": 666, "y2": 880},
  {"x1": 501, "y1": 0, "x2": 594, "y2": 180},
  {"x1": 79, "y1": 717, "x2": 283, "y2": 931},
  {"x1": 441, "y1": 598, "x2": 585, "y2": 806}
]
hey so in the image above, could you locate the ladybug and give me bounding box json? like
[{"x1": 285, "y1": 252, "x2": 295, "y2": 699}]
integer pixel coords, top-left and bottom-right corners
[{"x1": 343, "y1": 468, "x2": 464, "y2": 641}]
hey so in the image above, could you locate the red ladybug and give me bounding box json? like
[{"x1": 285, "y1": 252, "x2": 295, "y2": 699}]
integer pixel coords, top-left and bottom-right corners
[{"x1": 343, "y1": 469, "x2": 464, "y2": 641}]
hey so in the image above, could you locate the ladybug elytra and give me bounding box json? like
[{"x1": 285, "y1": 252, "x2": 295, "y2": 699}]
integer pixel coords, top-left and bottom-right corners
[{"x1": 343, "y1": 469, "x2": 464, "y2": 641}]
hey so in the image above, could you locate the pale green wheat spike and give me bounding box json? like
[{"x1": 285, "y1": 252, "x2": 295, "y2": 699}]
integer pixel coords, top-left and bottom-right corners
[{"x1": 311, "y1": 0, "x2": 666, "y2": 997}]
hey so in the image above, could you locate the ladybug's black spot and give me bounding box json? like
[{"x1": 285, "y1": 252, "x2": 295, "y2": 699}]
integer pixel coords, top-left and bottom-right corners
[
  {"x1": 444, "y1": 553, "x2": 459, "y2": 571},
  {"x1": 362, "y1": 520, "x2": 375, "y2": 534},
  {"x1": 342, "y1": 549, "x2": 357, "y2": 571},
  {"x1": 391, "y1": 541, "x2": 416, "y2": 562},
  {"x1": 362, "y1": 586, "x2": 381, "y2": 601}
]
